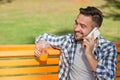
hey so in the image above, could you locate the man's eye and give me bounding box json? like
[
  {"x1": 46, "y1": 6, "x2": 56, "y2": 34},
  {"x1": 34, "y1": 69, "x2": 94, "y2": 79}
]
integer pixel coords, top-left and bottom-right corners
[{"x1": 81, "y1": 24, "x2": 86, "y2": 28}]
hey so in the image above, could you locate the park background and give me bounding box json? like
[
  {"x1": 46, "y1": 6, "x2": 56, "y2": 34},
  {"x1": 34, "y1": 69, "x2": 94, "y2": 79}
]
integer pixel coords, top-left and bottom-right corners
[{"x1": 0, "y1": 0, "x2": 120, "y2": 44}]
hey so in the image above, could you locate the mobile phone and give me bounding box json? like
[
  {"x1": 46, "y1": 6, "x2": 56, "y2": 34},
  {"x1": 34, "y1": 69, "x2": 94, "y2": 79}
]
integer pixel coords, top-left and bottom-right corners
[{"x1": 86, "y1": 28, "x2": 100, "y2": 39}]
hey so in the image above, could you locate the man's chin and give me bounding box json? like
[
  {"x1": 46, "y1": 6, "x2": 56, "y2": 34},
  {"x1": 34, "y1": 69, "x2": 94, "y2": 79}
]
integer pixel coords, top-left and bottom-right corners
[{"x1": 74, "y1": 37, "x2": 83, "y2": 41}]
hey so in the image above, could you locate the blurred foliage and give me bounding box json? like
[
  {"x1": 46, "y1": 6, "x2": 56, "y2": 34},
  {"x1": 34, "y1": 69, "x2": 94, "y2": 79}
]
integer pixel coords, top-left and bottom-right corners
[
  {"x1": 0, "y1": 0, "x2": 119, "y2": 44},
  {"x1": 0, "y1": 0, "x2": 12, "y2": 4},
  {"x1": 99, "y1": 0, "x2": 120, "y2": 20}
]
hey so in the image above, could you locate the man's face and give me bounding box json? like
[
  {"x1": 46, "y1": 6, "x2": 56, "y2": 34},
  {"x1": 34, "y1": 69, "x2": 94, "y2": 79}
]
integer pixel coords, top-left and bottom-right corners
[{"x1": 74, "y1": 14, "x2": 94, "y2": 41}]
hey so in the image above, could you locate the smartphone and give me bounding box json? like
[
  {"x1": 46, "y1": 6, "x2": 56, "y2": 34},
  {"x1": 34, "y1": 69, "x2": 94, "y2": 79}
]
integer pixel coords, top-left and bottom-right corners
[{"x1": 86, "y1": 28, "x2": 100, "y2": 39}]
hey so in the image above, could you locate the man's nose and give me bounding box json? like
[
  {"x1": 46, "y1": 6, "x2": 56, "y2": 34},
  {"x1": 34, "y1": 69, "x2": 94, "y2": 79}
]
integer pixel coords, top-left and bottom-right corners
[{"x1": 74, "y1": 25, "x2": 81, "y2": 31}]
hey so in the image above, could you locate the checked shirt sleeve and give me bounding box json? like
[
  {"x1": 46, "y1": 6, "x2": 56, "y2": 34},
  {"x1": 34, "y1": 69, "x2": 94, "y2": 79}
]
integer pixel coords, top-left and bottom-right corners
[
  {"x1": 35, "y1": 33, "x2": 71, "y2": 49},
  {"x1": 95, "y1": 42, "x2": 117, "y2": 80}
]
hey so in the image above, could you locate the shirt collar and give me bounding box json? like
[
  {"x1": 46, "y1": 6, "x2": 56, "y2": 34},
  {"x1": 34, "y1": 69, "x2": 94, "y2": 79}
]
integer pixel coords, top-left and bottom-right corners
[{"x1": 97, "y1": 36, "x2": 107, "y2": 48}]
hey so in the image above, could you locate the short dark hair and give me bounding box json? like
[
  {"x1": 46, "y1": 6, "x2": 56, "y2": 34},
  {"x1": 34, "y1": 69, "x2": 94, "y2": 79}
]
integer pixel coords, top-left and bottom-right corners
[{"x1": 79, "y1": 6, "x2": 103, "y2": 27}]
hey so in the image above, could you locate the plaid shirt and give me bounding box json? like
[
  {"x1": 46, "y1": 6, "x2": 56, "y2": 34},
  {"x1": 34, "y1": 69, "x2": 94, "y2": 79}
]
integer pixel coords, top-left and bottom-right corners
[{"x1": 36, "y1": 33, "x2": 117, "y2": 80}]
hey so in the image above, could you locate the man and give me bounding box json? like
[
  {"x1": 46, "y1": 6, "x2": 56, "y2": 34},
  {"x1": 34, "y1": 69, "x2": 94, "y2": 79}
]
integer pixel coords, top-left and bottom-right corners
[{"x1": 34, "y1": 6, "x2": 117, "y2": 80}]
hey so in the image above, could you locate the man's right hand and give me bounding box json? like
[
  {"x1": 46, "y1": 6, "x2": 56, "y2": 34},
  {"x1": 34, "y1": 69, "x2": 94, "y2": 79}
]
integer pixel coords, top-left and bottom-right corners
[
  {"x1": 34, "y1": 40, "x2": 50, "y2": 57},
  {"x1": 34, "y1": 40, "x2": 44, "y2": 57}
]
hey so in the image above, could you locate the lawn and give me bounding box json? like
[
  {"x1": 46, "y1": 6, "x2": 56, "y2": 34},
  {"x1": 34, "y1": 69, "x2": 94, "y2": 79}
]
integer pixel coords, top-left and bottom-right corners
[{"x1": 0, "y1": 0, "x2": 120, "y2": 44}]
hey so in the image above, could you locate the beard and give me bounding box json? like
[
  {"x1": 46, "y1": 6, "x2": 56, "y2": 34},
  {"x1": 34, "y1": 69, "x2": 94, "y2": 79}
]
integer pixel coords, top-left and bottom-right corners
[
  {"x1": 74, "y1": 36, "x2": 83, "y2": 41},
  {"x1": 74, "y1": 31, "x2": 84, "y2": 41}
]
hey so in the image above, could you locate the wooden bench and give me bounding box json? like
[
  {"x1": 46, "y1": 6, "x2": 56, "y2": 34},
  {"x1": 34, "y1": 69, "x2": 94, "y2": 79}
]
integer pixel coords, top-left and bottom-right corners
[
  {"x1": 0, "y1": 43, "x2": 120, "y2": 80},
  {"x1": 116, "y1": 42, "x2": 120, "y2": 80},
  {"x1": 0, "y1": 44, "x2": 60, "y2": 80}
]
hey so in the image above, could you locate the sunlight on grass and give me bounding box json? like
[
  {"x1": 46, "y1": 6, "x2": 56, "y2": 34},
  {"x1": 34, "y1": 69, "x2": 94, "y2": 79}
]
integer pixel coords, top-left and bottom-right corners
[{"x1": 0, "y1": 0, "x2": 120, "y2": 44}]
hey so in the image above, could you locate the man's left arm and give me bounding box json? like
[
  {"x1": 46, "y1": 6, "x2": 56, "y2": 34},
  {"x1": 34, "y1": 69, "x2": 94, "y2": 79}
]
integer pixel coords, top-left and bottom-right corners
[
  {"x1": 95, "y1": 43, "x2": 117, "y2": 80},
  {"x1": 84, "y1": 40, "x2": 117, "y2": 79}
]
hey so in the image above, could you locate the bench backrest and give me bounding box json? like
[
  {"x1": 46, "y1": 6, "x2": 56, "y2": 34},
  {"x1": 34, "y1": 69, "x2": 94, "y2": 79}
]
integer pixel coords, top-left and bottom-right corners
[
  {"x1": 0, "y1": 43, "x2": 120, "y2": 80},
  {"x1": 0, "y1": 45, "x2": 60, "y2": 80},
  {"x1": 116, "y1": 43, "x2": 120, "y2": 80}
]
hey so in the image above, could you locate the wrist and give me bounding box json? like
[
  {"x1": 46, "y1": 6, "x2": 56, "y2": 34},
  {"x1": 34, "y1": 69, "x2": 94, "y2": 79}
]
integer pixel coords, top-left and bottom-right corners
[{"x1": 85, "y1": 53, "x2": 93, "y2": 59}]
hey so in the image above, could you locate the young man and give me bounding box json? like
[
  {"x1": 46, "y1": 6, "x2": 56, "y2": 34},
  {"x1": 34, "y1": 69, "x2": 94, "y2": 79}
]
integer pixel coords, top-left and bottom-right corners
[{"x1": 34, "y1": 6, "x2": 117, "y2": 80}]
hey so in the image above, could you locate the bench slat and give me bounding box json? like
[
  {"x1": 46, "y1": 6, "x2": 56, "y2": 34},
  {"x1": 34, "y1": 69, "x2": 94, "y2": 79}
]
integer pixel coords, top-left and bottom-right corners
[
  {"x1": 117, "y1": 62, "x2": 120, "y2": 69},
  {"x1": 117, "y1": 55, "x2": 120, "y2": 61},
  {"x1": 116, "y1": 77, "x2": 120, "y2": 80},
  {"x1": 0, "y1": 66, "x2": 58, "y2": 76},
  {"x1": 0, "y1": 74, "x2": 58, "y2": 80},
  {"x1": 116, "y1": 70, "x2": 120, "y2": 76},
  {"x1": 0, "y1": 45, "x2": 60, "y2": 56},
  {"x1": 0, "y1": 50, "x2": 60, "y2": 58},
  {"x1": 115, "y1": 42, "x2": 120, "y2": 53},
  {"x1": 0, "y1": 44, "x2": 34, "y2": 51},
  {"x1": 0, "y1": 50, "x2": 34, "y2": 57},
  {"x1": 0, "y1": 58, "x2": 59, "y2": 67}
]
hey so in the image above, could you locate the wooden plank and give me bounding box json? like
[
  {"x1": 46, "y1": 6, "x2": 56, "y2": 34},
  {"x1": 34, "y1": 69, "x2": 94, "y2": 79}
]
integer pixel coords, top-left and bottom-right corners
[
  {"x1": 116, "y1": 70, "x2": 120, "y2": 76},
  {"x1": 0, "y1": 66, "x2": 58, "y2": 76},
  {"x1": 47, "y1": 49, "x2": 60, "y2": 55},
  {"x1": 117, "y1": 62, "x2": 120, "y2": 69},
  {"x1": 0, "y1": 49, "x2": 60, "y2": 58},
  {"x1": 115, "y1": 42, "x2": 120, "y2": 53},
  {"x1": 116, "y1": 77, "x2": 120, "y2": 80},
  {"x1": 0, "y1": 74, "x2": 58, "y2": 80},
  {"x1": 0, "y1": 44, "x2": 34, "y2": 51},
  {"x1": 116, "y1": 43, "x2": 120, "y2": 80},
  {"x1": 117, "y1": 55, "x2": 120, "y2": 61},
  {"x1": 0, "y1": 44, "x2": 60, "y2": 55},
  {"x1": 0, "y1": 50, "x2": 34, "y2": 57},
  {"x1": 0, "y1": 58, "x2": 59, "y2": 67}
]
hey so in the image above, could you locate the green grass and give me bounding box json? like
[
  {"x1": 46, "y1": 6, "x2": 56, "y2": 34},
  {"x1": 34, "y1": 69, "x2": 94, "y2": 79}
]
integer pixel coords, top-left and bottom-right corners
[{"x1": 0, "y1": 0, "x2": 120, "y2": 44}]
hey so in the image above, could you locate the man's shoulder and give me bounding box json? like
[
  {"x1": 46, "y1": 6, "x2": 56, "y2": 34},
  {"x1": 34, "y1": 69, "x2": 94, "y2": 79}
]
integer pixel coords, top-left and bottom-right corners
[{"x1": 98, "y1": 36, "x2": 115, "y2": 48}]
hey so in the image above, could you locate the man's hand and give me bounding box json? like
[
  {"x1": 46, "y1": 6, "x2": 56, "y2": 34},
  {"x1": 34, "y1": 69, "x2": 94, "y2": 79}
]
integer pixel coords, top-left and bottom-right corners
[
  {"x1": 82, "y1": 33, "x2": 98, "y2": 71},
  {"x1": 34, "y1": 40, "x2": 50, "y2": 57},
  {"x1": 83, "y1": 33, "x2": 95, "y2": 55},
  {"x1": 34, "y1": 40, "x2": 45, "y2": 57}
]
